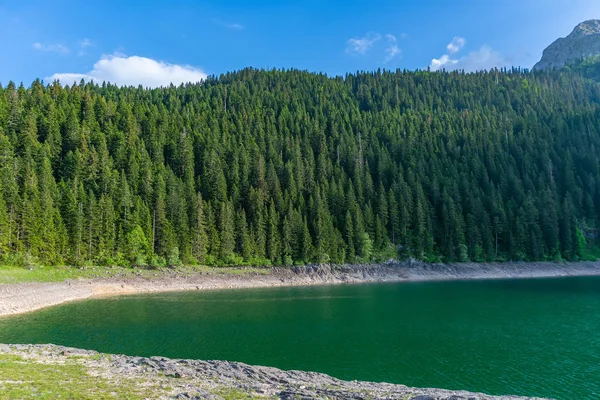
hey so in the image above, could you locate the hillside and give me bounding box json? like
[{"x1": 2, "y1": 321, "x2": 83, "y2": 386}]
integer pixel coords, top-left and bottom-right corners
[{"x1": 0, "y1": 68, "x2": 599, "y2": 267}]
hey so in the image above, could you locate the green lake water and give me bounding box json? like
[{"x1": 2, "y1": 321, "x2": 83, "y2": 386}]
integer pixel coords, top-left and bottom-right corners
[{"x1": 1, "y1": 277, "x2": 600, "y2": 399}]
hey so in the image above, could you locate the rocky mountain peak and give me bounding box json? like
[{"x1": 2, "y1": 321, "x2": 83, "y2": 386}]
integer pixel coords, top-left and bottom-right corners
[
  {"x1": 534, "y1": 19, "x2": 600, "y2": 70},
  {"x1": 571, "y1": 20, "x2": 600, "y2": 38}
]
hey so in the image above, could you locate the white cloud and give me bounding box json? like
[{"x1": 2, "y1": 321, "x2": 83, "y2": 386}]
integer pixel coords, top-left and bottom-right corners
[
  {"x1": 347, "y1": 32, "x2": 403, "y2": 62},
  {"x1": 33, "y1": 42, "x2": 69, "y2": 54},
  {"x1": 47, "y1": 54, "x2": 207, "y2": 88},
  {"x1": 384, "y1": 34, "x2": 401, "y2": 63},
  {"x1": 431, "y1": 54, "x2": 459, "y2": 71},
  {"x1": 215, "y1": 19, "x2": 245, "y2": 30},
  {"x1": 430, "y1": 36, "x2": 505, "y2": 72},
  {"x1": 226, "y1": 23, "x2": 245, "y2": 30},
  {"x1": 454, "y1": 46, "x2": 505, "y2": 71},
  {"x1": 80, "y1": 38, "x2": 92, "y2": 49},
  {"x1": 446, "y1": 36, "x2": 466, "y2": 54},
  {"x1": 78, "y1": 38, "x2": 93, "y2": 56},
  {"x1": 346, "y1": 33, "x2": 381, "y2": 55}
]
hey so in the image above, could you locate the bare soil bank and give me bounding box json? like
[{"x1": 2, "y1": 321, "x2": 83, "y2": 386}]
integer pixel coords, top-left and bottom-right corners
[{"x1": 1, "y1": 260, "x2": 600, "y2": 317}]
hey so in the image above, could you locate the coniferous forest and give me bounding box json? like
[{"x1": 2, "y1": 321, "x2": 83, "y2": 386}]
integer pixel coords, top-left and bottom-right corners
[{"x1": 0, "y1": 67, "x2": 599, "y2": 268}]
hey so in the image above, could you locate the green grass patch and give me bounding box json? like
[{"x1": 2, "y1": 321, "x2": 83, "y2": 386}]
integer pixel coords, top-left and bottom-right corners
[
  {"x1": 0, "y1": 353, "x2": 166, "y2": 399},
  {"x1": 211, "y1": 387, "x2": 262, "y2": 399},
  {"x1": 0, "y1": 265, "x2": 107, "y2": 284},
  {"x1": 0, "y1": 264, "x2": 275, "y2": 284}
]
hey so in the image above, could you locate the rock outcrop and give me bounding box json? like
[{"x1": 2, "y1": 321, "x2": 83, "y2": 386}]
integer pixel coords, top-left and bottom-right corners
[
  {"x1": 0, "y1": 344, "x2": 548, "y2": 399},
  {"x1": 534, "y1": 20, "x2": 600, "y2": 70}
]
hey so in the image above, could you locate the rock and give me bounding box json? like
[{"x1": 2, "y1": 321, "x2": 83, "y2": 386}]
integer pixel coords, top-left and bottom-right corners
[
  {"x1": 165, "y1": 370, "x2": 183, "y2": 378},
  {"x1": 0, "y1": 344, "x2": 548, "y2": 400},
  {"x1": 534, "y1": 20, "x2": 600, "y2": 70}
]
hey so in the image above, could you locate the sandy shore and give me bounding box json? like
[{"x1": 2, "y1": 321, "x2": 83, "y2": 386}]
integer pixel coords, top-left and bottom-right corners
[{"x1": 1, "y1": 261, "x2": 600, "y2": 318}]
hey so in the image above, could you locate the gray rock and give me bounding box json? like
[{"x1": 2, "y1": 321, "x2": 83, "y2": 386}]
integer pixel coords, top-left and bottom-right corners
[
  {"x1": 0, "y1": 344, "x2": 550, "y2": 400},
  {"x1": 534, "y1": 20, "x2": 600, "y2": 70}
]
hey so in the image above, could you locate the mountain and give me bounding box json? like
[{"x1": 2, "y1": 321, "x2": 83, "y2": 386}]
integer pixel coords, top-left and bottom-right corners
[{"x1": 534, "y1": 20, "x2": 600, "y2": 70}]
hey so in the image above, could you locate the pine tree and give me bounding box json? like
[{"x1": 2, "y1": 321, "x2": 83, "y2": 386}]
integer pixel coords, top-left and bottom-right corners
[
  {"x1": 218, "y1": 200, "x2": 235, "y2": 261},
  {"x1": 0, "y1": 188, "x2": 9, "y2": 259},
  {"x1": 344, "y1": 210, "x2": 355, "y2": 262},
  {"x1": 266, "y1": 201, "x2": 281, "y2": 264},
  {"x1": 153, "y1": 175, "x2": 175, "y2": 258},
  {"x1": 300, "y1": 217, "x2": 313, "y2": 263},
  {"x1": 281, "y1": 207, "x2": 294, "y2": 265},
  {"x1": 0, "y1": 68, "x2": 598, "y2": 266},
  {"x1": 37, "y1": 152, "x2": 61, "y2": 263},
  {"x1": 235, "y1": 208, "x2": 252, "y2": 261},
  {"x1": 98, "y1": 194, "x2": 116, "y2": 262},
  {"x1": 191, "y1": 193, "x2": 208, "y2": 264},
  {"x1": 125, "y1": 225, "x2": 149, "y2": 265}
]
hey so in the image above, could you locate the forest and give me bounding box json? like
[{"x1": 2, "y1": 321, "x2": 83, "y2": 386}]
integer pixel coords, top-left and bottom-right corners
[{"x1": 0, "y1": 66, "x2": 599, "y2": 267}]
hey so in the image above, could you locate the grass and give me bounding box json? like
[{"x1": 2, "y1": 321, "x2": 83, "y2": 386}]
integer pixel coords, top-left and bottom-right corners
[
  {"x1": 0, "y1": 350, "x2": 272, "y2": 400},
  {"x1": 0, "y1": 264, "x2": 274, "y2": 284},
  {"x1": 0, "y1": 353, "x2": 167, "y2": 399},
  {"x1": 0, "y1": 265, "x2": 113, "y2": 284},
  {"x1": 212, "y1": 387, "x2": 262, "y2": 399}
]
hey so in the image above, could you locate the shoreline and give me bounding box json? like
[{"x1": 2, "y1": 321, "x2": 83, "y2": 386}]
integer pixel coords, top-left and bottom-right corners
[
  {"x1": 1, "y1": 260, "x2": 600, "y2": 317},
  {"x1": 0, "y1": 344, "x2": 547, "y2": 399}
]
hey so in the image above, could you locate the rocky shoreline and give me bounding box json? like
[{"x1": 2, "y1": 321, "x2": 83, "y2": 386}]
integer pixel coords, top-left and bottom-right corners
[
  {"x1": 0, "y1": 344, "x2": 547, "y2": 399},
  {"x1": 1, "y1": 260, "x2": 600, "y2": 317}
]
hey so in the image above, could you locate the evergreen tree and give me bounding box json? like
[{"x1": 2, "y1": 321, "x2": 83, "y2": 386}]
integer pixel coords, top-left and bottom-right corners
[
  {"x1": 218, "y1": 200, "x2": 235, "y2": 261},
  {"x1": 191, "y1": 193, "x2": 208, "y2": 264},
  {"x1": 266, "y1": 201, "x2": 281, "y2": 264},
  {"x1": 0, "y1": 67, "x2": 598, "y2": 266}
]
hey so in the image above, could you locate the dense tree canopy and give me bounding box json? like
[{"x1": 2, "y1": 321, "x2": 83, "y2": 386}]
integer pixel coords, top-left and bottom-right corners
[
  {"x1": 0, "y1": 66, "x2": 598, "y2": 267},
  {"x1": 565, "y1": 55, "x2": 600, "y2": 82}
]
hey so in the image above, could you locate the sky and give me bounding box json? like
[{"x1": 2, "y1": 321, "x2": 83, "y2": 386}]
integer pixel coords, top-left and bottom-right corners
[{"x1": 1, "y1": 0, "x2": 600, "y2": 88}]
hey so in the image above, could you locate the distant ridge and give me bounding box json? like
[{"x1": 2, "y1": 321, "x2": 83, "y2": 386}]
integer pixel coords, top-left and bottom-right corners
[{"x1": 534, "y1": 19, "x2": 600, "y2": 70}]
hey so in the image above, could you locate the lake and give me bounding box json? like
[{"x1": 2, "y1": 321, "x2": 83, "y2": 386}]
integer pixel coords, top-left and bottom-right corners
[{"x1": 1, "y1": 277, "x2": 599, "y2": 399}]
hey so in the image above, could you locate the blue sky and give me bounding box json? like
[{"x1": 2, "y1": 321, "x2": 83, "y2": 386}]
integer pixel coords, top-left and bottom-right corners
[{"x1": 1, "y1": 0, "x2": 600, "y2": 87}]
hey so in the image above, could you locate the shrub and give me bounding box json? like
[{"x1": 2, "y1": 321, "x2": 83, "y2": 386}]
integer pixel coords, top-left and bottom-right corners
[{"x1": 167, "y1": 247, "x2": 183, "y2": 267}]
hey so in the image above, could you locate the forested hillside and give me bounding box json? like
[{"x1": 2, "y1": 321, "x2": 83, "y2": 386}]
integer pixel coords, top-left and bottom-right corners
[
  {"x1": 565, "y1": 55, "x2": 600, "y2": 81},
  {"x1": 0, "y1": 67, "x2": 599, "y2": 267}
]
